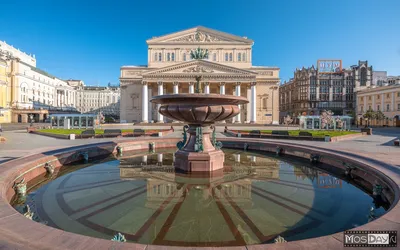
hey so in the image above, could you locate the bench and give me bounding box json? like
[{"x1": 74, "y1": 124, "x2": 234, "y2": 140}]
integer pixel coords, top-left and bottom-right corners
[
  {"x1": 299, "y1": 131, "x2": 312, "y2": 137},
  {"x1": 361, "y1": 128, "x2": 373, "y2": 135},
  {"x1": 103, "y1": 129, "x2": 122, "y2": 138},
  {"x1": 133, "y1": 129, "x2": 145, "y2": 137},
  {"x1": 80, "y1": 129, "x2": 95, "y2": 138},
  {"x1": 271, "y1": 130, "x2": 289, "y2": 136}
]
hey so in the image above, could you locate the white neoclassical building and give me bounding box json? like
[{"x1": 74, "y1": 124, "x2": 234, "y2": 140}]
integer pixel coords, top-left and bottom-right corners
[
  {"x1": 69, "y1": 80, "x2": 120, "y2": 115},
  {"x1": 120, "y1": 26, "x2": 280, "y2": 124}
]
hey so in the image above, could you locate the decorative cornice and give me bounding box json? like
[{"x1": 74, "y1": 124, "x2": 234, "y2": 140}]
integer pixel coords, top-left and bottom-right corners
[{"x1": 143, "y1": 60, "x2": 257, "y2": 76}]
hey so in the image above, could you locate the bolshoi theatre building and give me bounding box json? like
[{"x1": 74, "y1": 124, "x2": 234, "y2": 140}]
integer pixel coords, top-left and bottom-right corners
[{"x1": 119, "y1": 26, "x2": 280, "y2": 124}]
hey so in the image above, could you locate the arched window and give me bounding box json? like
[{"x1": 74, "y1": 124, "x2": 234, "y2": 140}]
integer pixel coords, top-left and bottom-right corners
[
  {"x1": 360, "y1": 68, "x2": 367, "y2": 86},
  {"x1": 242, "y1": 53, "x2": 246, "y2": 62},
  {"x1": 183, "y1": 53, "x2": 186, "y2": 61},
  {"x1": 154, "y1": 53, "x2": 157, "y2": 61},
  {"x1": 229, "y1": 53, "x2": 233, "y2": 61},
  {"x1": 167, "y1": 53, "x2": 171, "y2": 61},
  {"x1": 225, "y1": 53, "x2": 228, "y2": 61},
  {"x1": 213, "y1": 53, "x2": 216, "y2": 61},
  {"x1": 238, "y1": 53, "x2": 241, "y2": 61},
  {"x1": 158, "y1": 53, "x2": 162, "y2": 61}
]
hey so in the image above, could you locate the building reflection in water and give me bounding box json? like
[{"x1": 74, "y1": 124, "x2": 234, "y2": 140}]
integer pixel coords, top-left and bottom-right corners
[
  {"x1": 293, "y1": 165, "x2": 342, "y2": 188},
  {"x1": 119, "y1": 152, "x2": 281, "y2": 210}
]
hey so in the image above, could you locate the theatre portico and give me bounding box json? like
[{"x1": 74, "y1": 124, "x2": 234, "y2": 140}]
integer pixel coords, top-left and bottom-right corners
[{"x1": 120, "y1": 26, "x2": 280, "y2": 124}]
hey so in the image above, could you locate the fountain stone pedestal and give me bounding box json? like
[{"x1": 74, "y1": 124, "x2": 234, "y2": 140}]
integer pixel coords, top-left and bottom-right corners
[
  {"x1": 174, "y1": 126, "x2": 225, "y2": 172},
  {"x1": 151, "y1": 94, "x2": 248, "y2": 173}
]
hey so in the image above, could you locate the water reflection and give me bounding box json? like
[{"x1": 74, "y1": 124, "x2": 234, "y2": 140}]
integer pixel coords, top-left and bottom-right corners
[{"x1": 12, "y1": 150, "x2": 387, "y2": 246}]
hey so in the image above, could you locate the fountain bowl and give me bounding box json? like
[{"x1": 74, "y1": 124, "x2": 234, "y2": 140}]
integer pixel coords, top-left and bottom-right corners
[
  {"x1": 151, "y1": 93, "x2": 249, "y2": 173},
  {"x1": 150, "y1": 94, "x2": 248, "y2": 124}
]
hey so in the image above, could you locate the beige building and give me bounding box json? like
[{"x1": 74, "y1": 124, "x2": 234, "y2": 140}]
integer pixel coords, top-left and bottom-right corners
[
  {"x1": 357, "y1": 84, "x2": 400, "y2": 127},
  {"x1": 67, "y1": 80, "x2": 120, "y2": 115},
  {"x1": 120, "y1": 26, "x2": 280, "y2": 124}
]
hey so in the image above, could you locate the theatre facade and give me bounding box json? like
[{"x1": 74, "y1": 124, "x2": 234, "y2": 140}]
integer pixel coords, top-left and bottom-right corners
[{"x1": 120, "y1": 26, "x2": 280, "y2": 124}]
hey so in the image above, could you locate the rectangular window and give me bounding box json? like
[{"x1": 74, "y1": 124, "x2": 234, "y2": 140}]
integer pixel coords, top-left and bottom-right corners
[
  {"x1": 398, "y1": 104, "x2": 400, "y2": 110},
  {"x1": 387, "y1": 104, "x2": 390, "y2": 112}
]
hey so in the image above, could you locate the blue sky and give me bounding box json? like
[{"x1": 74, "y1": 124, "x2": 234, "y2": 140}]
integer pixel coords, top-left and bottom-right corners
[{"x1": 1, "y1": 0, "x2": 399, "y2": 85}]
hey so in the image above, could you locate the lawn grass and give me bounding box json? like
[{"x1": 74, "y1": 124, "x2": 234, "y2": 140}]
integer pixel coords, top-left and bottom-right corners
[
  {"x1": 239, "y1": 130, "x2": 359, "y2": 137},
  {"x1": 37, "y1": 129, "x2": 133, "y2": 135}
]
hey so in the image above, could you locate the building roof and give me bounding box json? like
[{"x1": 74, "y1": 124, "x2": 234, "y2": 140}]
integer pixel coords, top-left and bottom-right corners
[
  {"x1": 19, "y1": 60, "x2": 58, "y2": 80},
  {"x1": 357, "y1": 84, "x2": 400, "y2": 94}
]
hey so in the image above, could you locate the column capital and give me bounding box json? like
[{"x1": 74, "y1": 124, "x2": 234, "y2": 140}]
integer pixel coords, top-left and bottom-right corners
[
  {"x1": 235, "y1": 82, "x2": 242, "y2": 86},
  {"x1": 250, "y1": 82, "x2": 257, "y2": 86},
  {"x1": 141, "y1": 81, "x2": 148, "y2": 85},
  {"x1": 189, "y1": 82, "x2": 195, "y2": 86},
  {"x1": 204, "y1": 82, "x2": 210, "y2": 86},
  {"x1": 173, "y1": 82, "x2": 179, "y2": 86},
  {"x1": 219, "y1": 82, "x2": 226, "y2": 86},
  {"x1": 157, "y1": 81, "x2": 163, "y2": 86}
]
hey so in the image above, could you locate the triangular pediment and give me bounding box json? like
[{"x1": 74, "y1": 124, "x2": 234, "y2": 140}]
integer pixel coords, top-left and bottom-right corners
[
  {"x1": 143, "y1": 60, "x2": 257, "y2": 76},
  {"x1": 147, "y1": 26, "x2": 253, "y2": 45}
]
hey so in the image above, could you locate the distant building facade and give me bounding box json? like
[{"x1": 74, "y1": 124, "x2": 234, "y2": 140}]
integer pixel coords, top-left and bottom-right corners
[
  {"x1": 373, "y1": 71, "x2": 387, "y2": 86},
  {"x1": 120, "y1": 26, "x2": 280, "y2": 124},
  {"x1": 356, "y1": 84, "x2": 400, "y2": 127},
  {"x1": 71, "y1": 80, "x2": 120, "y2": 116},
  {"x1": 279, "y1": 60, "x2": 373, "y2": 120}
]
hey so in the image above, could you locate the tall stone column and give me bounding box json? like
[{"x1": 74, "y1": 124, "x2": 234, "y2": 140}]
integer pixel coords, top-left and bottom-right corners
[
  {"x1": 329, "y1": 86, "x2": 333, "y2": 101},
  {"x1": 372, "y1": 95, "x2": 376, "y2": 110},
  {"x1": 235, "y1": 82, "x2": 241, "y2": 123},
  {"x1": 148, "y1": 87, "x2": 153, "y2": 122},
  {"x1": 157, "y1": 81, "x2": 164, "y2": 123},
  {"x1": 141, "y1": 81, "x2": 148, "y2": 123},
  {"x1": 250, "y1": 82, "x2": 257, "y2": 124},
  {"x1": 392, "y1": 92, "x2": 395, "y2": 111},
  {"x1": 189, "y1": 82, "x2": 194, "y2": 94},
  {"x1": 270, "y1": 86, "x2": 279, "y2": 125},
  {"x1": 220, "y1": 82, "x2": 225, "y2": 95},
  {"x1": 363, "y1": 96, "x2": 367, "y2": 111},
  {"x1": 173, "y1": 82, "x2": 179, "y2": 94},
  {"x1": 246, "y1": 85, "x2": 251, "y2": 122},
  {"x1": 316, "y1": 79, "x2": 320, "y2": 101},
  {"x1": 204, "y1": 82, "x2": 210, "y2": 94},
  {"x1": 219, "y1": 82, "x2": 226, "y2": 123},
  {"x1": 381, "y1": 94, "x2": 384, "y2": 111}
]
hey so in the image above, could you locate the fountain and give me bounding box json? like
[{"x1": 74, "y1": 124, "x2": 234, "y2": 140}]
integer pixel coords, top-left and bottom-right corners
[{"x1": 151, "y1": 48, "x2": 248, "y2": 173}]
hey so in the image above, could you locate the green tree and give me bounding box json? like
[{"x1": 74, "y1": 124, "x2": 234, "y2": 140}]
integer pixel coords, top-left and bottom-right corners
[
  {"x1": 363, "y1": 109, "x2": 376, "y2": 127},
  {"x1": 375, "y1": 110, "x2": 386, "y2": 126}
]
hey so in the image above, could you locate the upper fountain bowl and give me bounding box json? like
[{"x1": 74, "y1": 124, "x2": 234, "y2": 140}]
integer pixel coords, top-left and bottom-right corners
[{"x1": 150, "y1": 94, "x2": 248, "y2": 124}]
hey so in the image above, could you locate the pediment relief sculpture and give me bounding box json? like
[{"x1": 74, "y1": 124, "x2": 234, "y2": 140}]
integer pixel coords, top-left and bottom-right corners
[
  {"x1": 182, "y1": 66, "x2": 214, "y2": 73},
  {"x1": 125, "y1": 70, "x2": 144, "y2": 76},
  {"x1": 172, "y1": 31, "x2": 225, "y2": 43}
]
